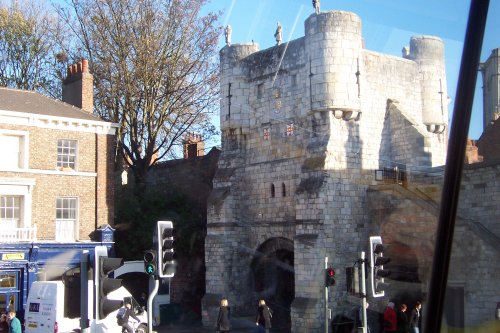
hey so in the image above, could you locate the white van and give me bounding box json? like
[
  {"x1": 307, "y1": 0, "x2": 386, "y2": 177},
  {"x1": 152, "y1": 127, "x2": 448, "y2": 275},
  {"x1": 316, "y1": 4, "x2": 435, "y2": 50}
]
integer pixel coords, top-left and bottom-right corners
[{"x1": 25, "y1": 281, "x2": 148, "y2": 333}]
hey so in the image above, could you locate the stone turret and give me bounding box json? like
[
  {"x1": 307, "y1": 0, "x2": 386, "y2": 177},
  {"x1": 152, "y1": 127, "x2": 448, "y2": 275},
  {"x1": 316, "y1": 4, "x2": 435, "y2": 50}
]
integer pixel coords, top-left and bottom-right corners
[
  {"x1": 406, "y1": 36, "x2": 448, "y2": 133},
  {"x1": 479, "y1": 48, "x2": 500, "y2": 130},
  {"x1": 220, "y1": 43, "x2": 260, "y2": 130},
  {"x1": 305, "y1": 11, "x2": 363, "y2": 120}
]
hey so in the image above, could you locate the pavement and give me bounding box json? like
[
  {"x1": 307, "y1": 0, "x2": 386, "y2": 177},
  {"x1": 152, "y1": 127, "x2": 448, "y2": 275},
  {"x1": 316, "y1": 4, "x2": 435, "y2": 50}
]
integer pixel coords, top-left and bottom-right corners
[{"x1": 154, "y1": 317, "x2": 268, "y2": 333}]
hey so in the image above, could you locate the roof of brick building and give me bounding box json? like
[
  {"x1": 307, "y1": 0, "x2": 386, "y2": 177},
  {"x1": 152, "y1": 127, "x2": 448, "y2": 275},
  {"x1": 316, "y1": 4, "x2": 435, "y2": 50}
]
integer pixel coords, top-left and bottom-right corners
[{"x1": 0, "y1": 86, "x2": 104, "y2": 122}]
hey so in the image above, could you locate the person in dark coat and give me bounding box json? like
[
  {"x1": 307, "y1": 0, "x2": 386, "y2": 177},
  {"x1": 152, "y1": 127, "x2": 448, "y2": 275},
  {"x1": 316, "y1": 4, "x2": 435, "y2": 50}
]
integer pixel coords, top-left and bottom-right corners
[
  {"x1": 0, "y1": 313, "x2": 9, "y2": 333},
  {"x1": 255, "y1": 299, "x2": 272, "y2": 333},
  {"x1": 117, "y1": 301, "x2": 141, "y2": 333},
  {"x1": 409, "y1": 301, "x2": 422, "y2": 333},
  {"x1": 396, "y1": 304, "x2": 409, "y2": 333},
  {"x1": 216, "y1": 298, "x2": 231, "y2": 333}
]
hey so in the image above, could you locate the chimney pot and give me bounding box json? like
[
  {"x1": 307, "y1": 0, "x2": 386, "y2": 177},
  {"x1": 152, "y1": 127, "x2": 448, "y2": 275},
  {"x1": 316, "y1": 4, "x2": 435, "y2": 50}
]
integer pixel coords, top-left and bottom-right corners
[
  {"x1": 77, "y1": 61, "x2": 83, "y2": 73},
  {"x1": 82, "y1": 59, "x2": 89, "y2": 72}
]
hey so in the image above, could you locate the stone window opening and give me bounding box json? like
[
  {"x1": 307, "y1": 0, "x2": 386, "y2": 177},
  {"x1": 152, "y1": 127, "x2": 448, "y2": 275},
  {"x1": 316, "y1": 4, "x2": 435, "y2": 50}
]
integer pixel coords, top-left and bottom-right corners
[
  {"x1": 271, "y1": 183, "x2": 275, "y2": 198},
  {"x1": 257, "y1": 83, "x2": 264, "y2": 99},
  {"x1": 264, "y1": 128, "x2": 270, "y2": 140},
  {"x1": 282, "y1": 183, "x2": 286, "y2": 197}
]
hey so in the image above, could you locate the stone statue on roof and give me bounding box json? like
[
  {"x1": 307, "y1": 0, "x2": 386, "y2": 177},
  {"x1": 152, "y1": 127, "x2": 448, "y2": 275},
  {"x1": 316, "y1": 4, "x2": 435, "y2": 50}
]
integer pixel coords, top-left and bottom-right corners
[
  {"x1": 274, "y1": 22, "x2": 282, "y2": 45},
  {"x1": 225, "y1": 25, "x2": 232, "y2": 46},
  {"x1": 313, "y1": 0, "x2": 320, "y2": 14}
]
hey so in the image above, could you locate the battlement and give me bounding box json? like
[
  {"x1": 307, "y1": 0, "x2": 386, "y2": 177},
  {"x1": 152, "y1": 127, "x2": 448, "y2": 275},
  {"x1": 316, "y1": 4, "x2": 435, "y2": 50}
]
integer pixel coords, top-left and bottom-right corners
[{"x1": 219, "y1": 10, "x2": 448, "y2": 141}]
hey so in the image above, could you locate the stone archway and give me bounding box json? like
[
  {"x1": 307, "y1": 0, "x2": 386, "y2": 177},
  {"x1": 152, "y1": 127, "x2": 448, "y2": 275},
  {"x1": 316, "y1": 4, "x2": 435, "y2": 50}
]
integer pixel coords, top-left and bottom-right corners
[
  {"x1": 384, "y1": 241, "x2": 424, "y2": 305},
  {"x1": 251, "y1": 237, "x2": 294, "y2": 333}
]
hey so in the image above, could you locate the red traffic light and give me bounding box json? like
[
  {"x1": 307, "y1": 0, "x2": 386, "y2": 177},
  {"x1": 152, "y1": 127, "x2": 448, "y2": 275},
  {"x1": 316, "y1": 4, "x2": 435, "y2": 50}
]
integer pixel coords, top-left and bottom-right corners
[{"x1": 325, "y1": 267, "x2": 336, "y2": 286}]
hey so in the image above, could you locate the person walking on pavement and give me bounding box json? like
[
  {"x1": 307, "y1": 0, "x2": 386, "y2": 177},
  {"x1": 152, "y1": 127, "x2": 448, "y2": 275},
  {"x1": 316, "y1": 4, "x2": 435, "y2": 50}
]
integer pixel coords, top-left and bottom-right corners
[
  {"x1": 117, "y1": 301, "x2": 140, "y2": 333},
  {"x1": 216, "y1": 298, "x2": 231, "y2": 333},
  {"x1": 0, "y1": 313, "x2": 9, "y2": 333},
  {"x1": 409, "y1": 301, "x2": 422, "y2": 333},
  {"x1": 255, "y1": 299, "x2": 273, "y2": 333},
  {"x1": 356, "y1": 302, "x2": 371, "y2": 333},
  {"x1": 383, "y1": 301, "x2": 397, "y2": 332},
  {"x1": 396, "y1": 304, "x2": 409, "y2": 333},
  {"x1": 6, "y1": 312, "x2": 20, "y2": 333}
]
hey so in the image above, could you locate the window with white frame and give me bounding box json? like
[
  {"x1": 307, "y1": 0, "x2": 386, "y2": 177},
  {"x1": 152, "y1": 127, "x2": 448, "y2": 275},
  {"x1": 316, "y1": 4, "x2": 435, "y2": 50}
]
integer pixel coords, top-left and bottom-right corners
[
  {"x1": 55, "y1": 197, "x2": 78, "y2": 241},
  {"x1": 57, "y1": 139, "x2": 77, "y2": 170},
  {"x1": 0, "y1": 196, "x2": 21, "y2": 229},
  {"x1": 0, "y1": 133, "x2": 27, "y2": 169}
]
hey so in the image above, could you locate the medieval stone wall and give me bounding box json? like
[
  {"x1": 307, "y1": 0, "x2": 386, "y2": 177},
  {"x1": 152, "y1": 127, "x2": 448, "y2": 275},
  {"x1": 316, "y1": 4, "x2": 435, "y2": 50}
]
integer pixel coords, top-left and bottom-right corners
[{"x1": 204, "y1": 10, "x2": 450, "y2": 332}]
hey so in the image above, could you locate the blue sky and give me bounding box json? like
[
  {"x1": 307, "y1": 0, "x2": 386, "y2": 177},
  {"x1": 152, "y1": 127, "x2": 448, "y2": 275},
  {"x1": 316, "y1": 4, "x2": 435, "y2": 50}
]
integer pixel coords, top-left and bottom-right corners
[{"x1": 203, "y1": 0, "x2": 500, "y2": 143}]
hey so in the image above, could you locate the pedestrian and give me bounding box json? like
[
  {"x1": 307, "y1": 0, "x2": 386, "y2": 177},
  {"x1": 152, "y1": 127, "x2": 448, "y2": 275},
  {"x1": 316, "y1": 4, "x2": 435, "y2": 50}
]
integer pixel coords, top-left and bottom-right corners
[
  {"x1": 396, "y1": 304, "x2": 409, "y2": 333},
  {"x1": 355, "y1": 302, "x2": 371, "y2": 333},
  {"x1": 409, "y1": 301, "x2": 422, "y2": 333},
  {"x1": 0, "y1": 313, "x2": 9, "y2": 333},
  {"x1": 139, "y1": 292, "x2": 147, "y2": 310},
  {"x1": 216, "y1": 298, "x2": 231, "y2": 333},
  {"x1": 6, "y1": 312, "x2": 20, "y2": 333},
  {"x1": 255, "y1": 299, "x2": 273, "y2": 333},
  {"x1": 116, "y1": 301, "x2": 140, "y2": 333},
  {"x1": 383, "y1": 301, "x2": 397, "y2": 332}
]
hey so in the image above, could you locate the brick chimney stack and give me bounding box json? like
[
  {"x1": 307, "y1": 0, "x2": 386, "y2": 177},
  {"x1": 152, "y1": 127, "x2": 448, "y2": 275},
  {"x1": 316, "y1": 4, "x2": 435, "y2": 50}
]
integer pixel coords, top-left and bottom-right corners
[
  {"x1": 183, "y1": 133, "x2": 205, "y2": 159},
  {"x1": 62, "y1": 59, "x2": 93, "y2": 113},
  {"x1": 464, "y1": 139, "x2": 483, "y2": 164}
]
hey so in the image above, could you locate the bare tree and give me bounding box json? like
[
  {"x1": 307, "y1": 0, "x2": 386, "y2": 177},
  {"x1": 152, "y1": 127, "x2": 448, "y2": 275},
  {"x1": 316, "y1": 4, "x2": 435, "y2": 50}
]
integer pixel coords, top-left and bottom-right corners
[
  {"x1": 0, "y1": 0, "x2": 69, "y2": 97},
  {"x1": 56, "y1": 0, "x2": 221, "y2": 189}
]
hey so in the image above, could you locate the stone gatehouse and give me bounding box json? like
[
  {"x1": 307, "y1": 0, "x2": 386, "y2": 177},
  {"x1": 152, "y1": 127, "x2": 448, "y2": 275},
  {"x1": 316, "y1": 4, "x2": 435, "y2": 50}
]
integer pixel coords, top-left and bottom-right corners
[{"x1": 202, "y1": 9, "x2": 451, "y2": 332}]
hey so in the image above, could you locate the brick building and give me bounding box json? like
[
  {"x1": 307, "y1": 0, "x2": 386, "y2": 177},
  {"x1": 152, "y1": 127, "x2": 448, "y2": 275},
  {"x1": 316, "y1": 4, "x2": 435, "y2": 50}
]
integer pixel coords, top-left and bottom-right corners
[{"x1": 0, "y1": 59, "x2": 117, "y2": 317}]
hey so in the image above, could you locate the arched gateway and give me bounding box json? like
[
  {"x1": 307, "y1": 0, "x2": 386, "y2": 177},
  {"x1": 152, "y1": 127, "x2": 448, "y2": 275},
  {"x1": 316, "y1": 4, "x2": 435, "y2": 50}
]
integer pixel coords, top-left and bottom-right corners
[{"x1": 251, "y1": 237, "x2": 294, "y2": 333}]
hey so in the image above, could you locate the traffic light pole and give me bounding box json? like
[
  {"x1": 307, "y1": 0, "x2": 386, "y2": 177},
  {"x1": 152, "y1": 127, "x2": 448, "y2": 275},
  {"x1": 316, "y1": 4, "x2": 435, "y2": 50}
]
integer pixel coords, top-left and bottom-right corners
[
  {"x1": 148, "y1": 275, "x2": 159, "y2": 333},
  {"x1": 80, "y1": 250, "x2": 89, "y2": 333},
  {"x1": 324, "y1": 257, "x2": 328, "y2": 333},
  {"x1": 360, "y1": 252, "x2": 367, "y2": 333}
]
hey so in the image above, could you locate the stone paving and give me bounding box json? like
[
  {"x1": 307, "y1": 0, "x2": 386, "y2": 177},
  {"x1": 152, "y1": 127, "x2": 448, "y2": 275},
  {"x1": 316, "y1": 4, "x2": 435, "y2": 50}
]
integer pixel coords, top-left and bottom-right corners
[{"x1": 155, "y1": 317, "x2": 260, "y2": 333}]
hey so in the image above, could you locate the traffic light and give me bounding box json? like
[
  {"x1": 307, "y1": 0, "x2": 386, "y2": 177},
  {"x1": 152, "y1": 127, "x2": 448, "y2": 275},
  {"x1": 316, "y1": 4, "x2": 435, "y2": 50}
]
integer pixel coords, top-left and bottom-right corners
[
  {"x1": 157, "y1": 221, "x2": 176, "y2": 278},
  {"x1": 370, "y1": 236, "x2": 391, "y2": 297},
  {"x1": 144, "y1": 249, "x2": 157, "y2": 275},
  {"x1": 325, "y1": 267, "x2": 336, "y2": 287},
  {"x1": 94, "y1": 246, "x2": 124, "y2": 320}
]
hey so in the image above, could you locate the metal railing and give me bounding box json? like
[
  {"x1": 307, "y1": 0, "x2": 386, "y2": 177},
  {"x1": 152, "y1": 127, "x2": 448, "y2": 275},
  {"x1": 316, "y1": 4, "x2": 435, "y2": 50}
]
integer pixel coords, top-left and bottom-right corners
[{"x1": 0, "y1": 225, "x2": 37, "y2": 242}]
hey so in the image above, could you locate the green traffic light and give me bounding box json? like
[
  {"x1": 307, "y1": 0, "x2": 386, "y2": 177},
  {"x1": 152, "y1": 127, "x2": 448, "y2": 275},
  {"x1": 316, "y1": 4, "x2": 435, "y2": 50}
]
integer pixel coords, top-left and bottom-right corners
[{"x1": 145, "y1": 264, "x2": 155, "y2": 275}]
